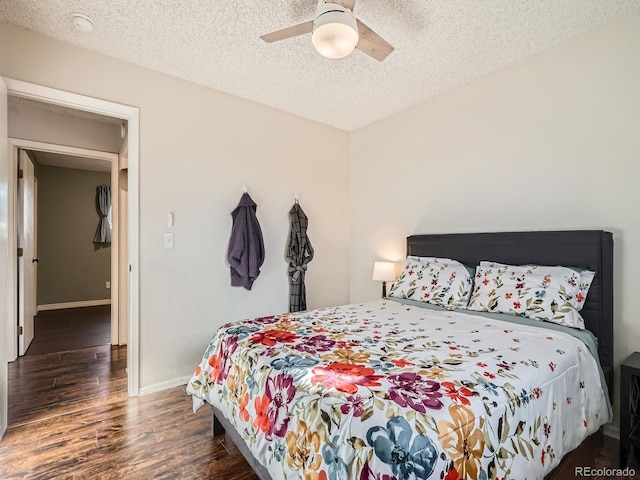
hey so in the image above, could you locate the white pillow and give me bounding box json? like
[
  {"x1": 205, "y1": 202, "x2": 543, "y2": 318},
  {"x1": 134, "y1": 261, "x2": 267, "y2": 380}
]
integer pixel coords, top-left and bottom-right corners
[
  {"x1": 389, "y1": 257, "x2": 473, "y2": 309},
  {"x1": 407, "y1": 256, "x2": 464, "y2": 266},
  {"x1": 388, "y1": 258, "x2": 427, "y2": 299},
  {"x1": 467, "y1": 262, "x2": 595, "y2": 329}
]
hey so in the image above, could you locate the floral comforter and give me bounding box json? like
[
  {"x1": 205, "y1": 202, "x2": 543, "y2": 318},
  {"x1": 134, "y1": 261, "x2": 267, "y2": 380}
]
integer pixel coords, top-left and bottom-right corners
[{"x1": 186, "y1": 300, "x2": 610, "y2": 480}]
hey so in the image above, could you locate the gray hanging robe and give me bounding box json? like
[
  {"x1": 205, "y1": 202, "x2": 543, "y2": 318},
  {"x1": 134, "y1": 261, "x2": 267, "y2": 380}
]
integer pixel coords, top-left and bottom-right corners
[
  {"x1": 227, "y1": 193, "x2": 265, "y2": 290},
  {"x1": 287, "y1": 202, "x2": 314, "y2": 312}
]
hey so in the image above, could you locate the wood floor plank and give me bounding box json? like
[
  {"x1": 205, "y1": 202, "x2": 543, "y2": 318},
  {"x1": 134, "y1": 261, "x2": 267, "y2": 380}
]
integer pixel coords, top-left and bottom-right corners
[
  {"x1": 26, "y1": 306, "x2": 111, "y2": 356},
  {"x1": 1, "y1": 320, "x2": 260, "y2": 480},
  {"x1": 1, "y1": 307, "x2": 637, "y2": 479}
]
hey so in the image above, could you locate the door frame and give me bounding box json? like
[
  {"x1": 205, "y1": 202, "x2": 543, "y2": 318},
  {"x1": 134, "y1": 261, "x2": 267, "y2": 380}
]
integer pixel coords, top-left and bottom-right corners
[
  {"x1": 2, "y1": 77, "x2": 140, "y2": 395},
  {"x1": 11, "y1": 140, "x2": 120, "y2": 356}
]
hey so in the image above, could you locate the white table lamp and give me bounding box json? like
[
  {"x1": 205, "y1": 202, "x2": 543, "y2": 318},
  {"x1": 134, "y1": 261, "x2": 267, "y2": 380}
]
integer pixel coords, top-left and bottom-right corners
[{"x1": 373, "y1": 261, "x2": 396, "y2": 298}]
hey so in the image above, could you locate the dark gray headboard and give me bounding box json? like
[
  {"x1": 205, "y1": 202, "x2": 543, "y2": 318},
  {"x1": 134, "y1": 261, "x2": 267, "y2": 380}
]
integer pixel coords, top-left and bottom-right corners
[{"x1": 407, "y1": 230, "x2": 614, "y2": 398}]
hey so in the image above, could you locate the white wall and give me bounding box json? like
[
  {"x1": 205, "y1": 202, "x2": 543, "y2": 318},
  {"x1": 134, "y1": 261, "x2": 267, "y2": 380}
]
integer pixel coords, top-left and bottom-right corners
[
  {"x1": 0, "y1": 23, "x2": 351, "y2": 390},
  {"x1": 350, "y1": 14, "x2": 640, "y2": 432}
]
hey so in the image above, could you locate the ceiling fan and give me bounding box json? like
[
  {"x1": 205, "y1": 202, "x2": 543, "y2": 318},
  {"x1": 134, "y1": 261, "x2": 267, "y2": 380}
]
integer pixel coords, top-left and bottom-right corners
[{"x1": 260, "y1": 0, "x2": 394, "y2": 61}]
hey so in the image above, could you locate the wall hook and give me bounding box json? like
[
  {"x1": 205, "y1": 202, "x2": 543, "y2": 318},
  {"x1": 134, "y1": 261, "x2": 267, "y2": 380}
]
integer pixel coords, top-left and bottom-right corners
[
  {"x1": 243, "y1": 183, "x2": 248, "y2": 193},
  {"x1": 294, "y1": 192, "x2": 299, "y2": 204}
]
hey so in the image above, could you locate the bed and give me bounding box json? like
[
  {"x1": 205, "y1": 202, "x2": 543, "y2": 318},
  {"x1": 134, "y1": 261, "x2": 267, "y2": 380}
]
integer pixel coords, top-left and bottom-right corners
[{"x1": 187, "y1": 230, "x2": 613, "y2": 480}]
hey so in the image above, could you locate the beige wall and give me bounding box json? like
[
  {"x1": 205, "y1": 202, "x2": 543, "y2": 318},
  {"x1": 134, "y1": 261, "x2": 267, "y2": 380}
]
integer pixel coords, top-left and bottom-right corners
[
  {"x1": 350, "y1": 15, "x2": 640, "y2": 432},
  {"x1": 0, "y1": 23, "x2": 351, "y2": 390},
  {"x1": 36, "y1": 165, "x2": 112, "y2": 305},
  {"x1": 8, "y1": 100, "x2": 123, "y2": 153}
]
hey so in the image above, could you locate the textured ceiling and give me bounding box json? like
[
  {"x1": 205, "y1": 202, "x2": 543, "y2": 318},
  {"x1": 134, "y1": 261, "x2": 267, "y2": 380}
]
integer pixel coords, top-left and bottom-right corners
[{"x1": 1, "y1": 1, "x2": 639, "y2": 131}]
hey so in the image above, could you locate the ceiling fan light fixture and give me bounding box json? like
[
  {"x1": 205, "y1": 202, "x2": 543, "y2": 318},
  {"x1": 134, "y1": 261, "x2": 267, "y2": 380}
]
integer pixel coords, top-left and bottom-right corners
[
  {"x1": 260, "y1": 0, "x2": 393, "y2": 62},
  {"x1": 311, "y1": 3, "x2": 359, "y2": 59}
]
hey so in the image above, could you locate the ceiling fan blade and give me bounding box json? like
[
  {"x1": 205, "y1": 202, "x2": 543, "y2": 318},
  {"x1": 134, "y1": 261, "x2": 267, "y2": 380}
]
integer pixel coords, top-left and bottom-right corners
[
  {"x1": 260, "y1": 20, "x2": 314, "y2": 43},
  {"x1": 333, "y1": 0, "x2": 357, "y2": 13},
  {"x1": 355, "y1": 19, "x2": 394, "y2": 61}
]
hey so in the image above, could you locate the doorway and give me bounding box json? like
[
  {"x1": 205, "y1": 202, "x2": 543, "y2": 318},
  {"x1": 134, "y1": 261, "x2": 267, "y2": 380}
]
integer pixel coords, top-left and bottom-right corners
[
  {"x1": 2, "y1": 77, "x2": 140, "y2": 397},
  {"x1": 12, "y1": 140, "x2": 120, "y2": 358}
]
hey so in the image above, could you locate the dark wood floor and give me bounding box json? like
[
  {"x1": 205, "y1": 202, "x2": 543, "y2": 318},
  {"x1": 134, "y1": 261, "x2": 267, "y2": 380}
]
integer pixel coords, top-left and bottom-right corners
[
  {"x1": 1, "y1": 345, "x2": 259, "y2": 479},
  {"x1": 547, "y1": 433, "x2": 639, "y2": 480},
  {"x1": 0, "y1": 308, "x2": 637, "y2": 479},
  {"x1": 26, "y1": 305, "x2": 112, "y2": 356}
]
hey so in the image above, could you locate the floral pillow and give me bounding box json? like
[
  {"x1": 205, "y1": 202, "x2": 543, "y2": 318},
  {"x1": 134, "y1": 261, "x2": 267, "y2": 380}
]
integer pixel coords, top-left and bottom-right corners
[
  {"x1": 389, "y1": 258, "x2": 473, "y2": 309},
  {"x1": 388, "y1": 258, "x2": 427, "y2": 298},
  {"x1": 466, "y1": 262, "x2": 596, "y2": 329},
  {"x1": 408, "y1": 256, "x2": 476, "y2": 279},
  {"x1": 407, "y1": 256, "x2": 462, "y2": 265}
]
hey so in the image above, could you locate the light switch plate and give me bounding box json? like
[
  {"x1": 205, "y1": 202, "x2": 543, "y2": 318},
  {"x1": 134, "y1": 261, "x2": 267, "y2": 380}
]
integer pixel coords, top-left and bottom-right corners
[{"x1": 164, "y1": 233, "x2": 174, "y2": 249}]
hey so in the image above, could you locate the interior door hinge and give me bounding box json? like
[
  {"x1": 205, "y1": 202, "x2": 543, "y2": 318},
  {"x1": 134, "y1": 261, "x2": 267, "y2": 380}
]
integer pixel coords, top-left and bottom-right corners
[
  {"x1": 17, "y1": 326, "x2": 23, "y2": 336},
  {"x1": 18, "y1": 169, "x2": 24, "y2": 179},
  {"x1": 17, "y1": 247, "x2": 24, "y2": 257}
]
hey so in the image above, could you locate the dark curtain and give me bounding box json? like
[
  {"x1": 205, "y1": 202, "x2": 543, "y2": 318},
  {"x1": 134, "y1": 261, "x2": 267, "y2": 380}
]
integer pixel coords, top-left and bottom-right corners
[
  {"x1": 287, "y1": 202, "x2": 314, "y2": 312},
  {"x1": 93, "y1": 185, "x2": 112, "y2": 244}
]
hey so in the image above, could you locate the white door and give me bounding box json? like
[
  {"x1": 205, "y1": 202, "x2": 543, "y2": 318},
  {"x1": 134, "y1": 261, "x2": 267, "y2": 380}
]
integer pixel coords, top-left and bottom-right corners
[
  {"x1": 17, "y1": 149, "x2": 36, "y2": 355},
  {"x1": 0, "y1": 75, "x2": 10, "y2": 439}
]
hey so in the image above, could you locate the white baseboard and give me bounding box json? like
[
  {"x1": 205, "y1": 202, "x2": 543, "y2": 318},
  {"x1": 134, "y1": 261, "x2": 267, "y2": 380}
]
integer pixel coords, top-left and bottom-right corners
[
  {"x1": 37, "y1": 299, "x2": 111, "y2": 311},
  {"x1": 139, "y1": 375, "x2": 191, "y2": 396}
]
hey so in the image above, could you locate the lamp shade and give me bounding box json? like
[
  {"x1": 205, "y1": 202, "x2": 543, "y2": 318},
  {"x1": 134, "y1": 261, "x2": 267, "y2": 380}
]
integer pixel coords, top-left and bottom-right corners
[
  {"x1": 372, "y1": 261, "x2": 396, "y2": 282},
  {"x1": 311, "y1": 3, "x2": 359, "y2": 59}
]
